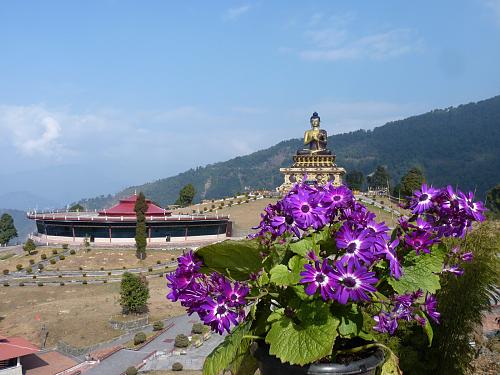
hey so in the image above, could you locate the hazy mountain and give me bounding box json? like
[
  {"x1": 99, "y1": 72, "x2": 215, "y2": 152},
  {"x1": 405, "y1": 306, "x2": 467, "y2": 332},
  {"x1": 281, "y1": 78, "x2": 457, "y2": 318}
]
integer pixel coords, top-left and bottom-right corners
[
  {"x1": 0, "y1": 208, "x2": 35, "y2": 244},
  {"x1": 0, "y1": 191, "x2": 59, "y2": 211},
  {"x1": 78, "y1": 96, "x2": 500, "y2": 209}
]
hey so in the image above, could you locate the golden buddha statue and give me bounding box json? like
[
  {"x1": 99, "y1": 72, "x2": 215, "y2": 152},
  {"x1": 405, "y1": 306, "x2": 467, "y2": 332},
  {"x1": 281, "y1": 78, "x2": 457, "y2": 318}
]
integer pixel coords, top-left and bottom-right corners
[{"x1": 298, "y1": 112, "x2": 331, "y2": 155}]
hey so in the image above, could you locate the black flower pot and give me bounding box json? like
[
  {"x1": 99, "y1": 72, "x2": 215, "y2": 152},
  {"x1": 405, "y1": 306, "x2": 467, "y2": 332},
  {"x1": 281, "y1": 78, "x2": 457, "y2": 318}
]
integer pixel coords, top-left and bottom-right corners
[{"x1": 254, "y1": 343, "x2": 384, "y2": 375}]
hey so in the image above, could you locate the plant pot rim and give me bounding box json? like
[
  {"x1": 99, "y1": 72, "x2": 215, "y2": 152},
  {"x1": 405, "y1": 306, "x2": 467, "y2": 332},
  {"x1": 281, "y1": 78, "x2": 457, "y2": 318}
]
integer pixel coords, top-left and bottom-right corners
[{"x1": 254, "y1": 342, "x2": 385, "y2": 375}]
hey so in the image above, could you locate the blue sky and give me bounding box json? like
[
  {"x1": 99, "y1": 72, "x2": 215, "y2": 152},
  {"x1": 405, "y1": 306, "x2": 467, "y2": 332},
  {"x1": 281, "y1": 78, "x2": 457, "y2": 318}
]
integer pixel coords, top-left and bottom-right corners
[{"x1": 1, "y1": 0, "x2": 500, "y2": 206}]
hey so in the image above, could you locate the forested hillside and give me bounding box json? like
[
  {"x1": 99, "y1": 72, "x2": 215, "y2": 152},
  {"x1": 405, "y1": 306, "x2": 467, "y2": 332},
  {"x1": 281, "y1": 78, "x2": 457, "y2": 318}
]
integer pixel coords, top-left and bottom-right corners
[
  {"x1": 0, "y1": 209, "x2": 35, "y2": 243},
  {"x1": 79, "y1": 96, "x2": 500, "y2": 209}
]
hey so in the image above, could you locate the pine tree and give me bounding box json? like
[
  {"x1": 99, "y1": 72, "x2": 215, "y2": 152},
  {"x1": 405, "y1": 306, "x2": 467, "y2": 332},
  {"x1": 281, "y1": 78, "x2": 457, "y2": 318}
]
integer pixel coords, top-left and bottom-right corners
[
  {"x1": 175, "y1": 184, "x2": 196, "y2": 207},
  {"x1": 345, "y1": 170, "x2": 364, "y2": 191},
  {"x1": 134, "y1": 192, "x2": 148, "y2": 260},
  {"x1": 0, "y1": 213, "x2": 17, "y2": 246},
  {"x1": 23, "y1": 238, "x2": 36, "y2": 255},
  {"x1": 399, "y1": 167, "x2": 425, "y2": 198}
]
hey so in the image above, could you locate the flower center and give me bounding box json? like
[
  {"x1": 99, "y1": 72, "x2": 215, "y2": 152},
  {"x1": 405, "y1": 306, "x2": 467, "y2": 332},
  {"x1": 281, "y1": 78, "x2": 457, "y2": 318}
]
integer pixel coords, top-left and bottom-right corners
[
  {"x1": 285, "y1": 215, "x2": 294, "y2": 225},
  {"x1": 301, "y1": 204, "x2": 310, "y2": 213},
  {"x1": 414, "y1": 240, "x2": 421, "y2": 247},
  {"x1": 346, "y1": 243, "x2": 357, "y2": 254},
  {"x1": 343, "y1": 277, "x2": 357, "y2": 288},
  {"x1": 315, "y1": 273, "x2": 325, "y2": 283},
  {"x1": 419, "y1": 194, "x2": 429, "y2": 202},
  {"x1": 231, "y1": 294, "x2": 238, "y2": 301},
  {"x1": 216, "y1": 305, "x2": 227, "y2": 315},
  {"x1": 333, "y1": 195, "x2": 342, "y2": 202}
]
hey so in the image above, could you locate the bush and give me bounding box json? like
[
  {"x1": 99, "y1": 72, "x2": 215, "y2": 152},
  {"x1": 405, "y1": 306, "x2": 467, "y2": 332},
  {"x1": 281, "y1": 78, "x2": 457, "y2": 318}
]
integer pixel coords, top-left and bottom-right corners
[
  {"x1": 32, "y1": 275, "x2": 36, "y2": 279},
  {"x1": 122, "y1": 266, "x2": 126, "y2": 270},
  {"x1": 82, "y1": 280, "x2": 87, "y2": 285},
  {"x1": 58, "y1": 274, "x2": 62, "y2": 278},
  {"x1": 37, "y1": 282, "x2": 43, "y2": 287},
  {"x1": 158, "y1": 273, "x2": 163, "y2": 277},
  {"x1": 26, "y1": 267, "x2": 32, "y2": 274},
  {"x1": 153, "y1": 321, "x2": 164, "y2": 331},
  {"x1": 2, "y1": 269, "x2": 8, "y2": 275},
  {"x1": 174, "y1": 334, "x2": 189, "y2": 348},
  {"x1": 70, "y1": 249, "x2": 76, "y2": 255},
  {"x1": 41, "y1": 254, "x2": 47, "y2": 260},
  {"x1": 29, "y1": 259, "x2": 35, "y2": 265},
  {"x1": 125, "y1": 367, "x2": 138, "y2": 375},
  {"x1": 49, "y1": 259, "x2": 56, "y2": 265},
  {"x1": 16, "y1": 264, "x2": 23, "y2": 271},
  {"x1": 133, "y1": 332, "x2": 147, "y2": 345},
  {"x1": 60, "y1": 282, "x2": 65, "y2": 286},
  {"x1": 120, "y1": 272, "x2": 150, "y2": 314},
  {"x1": 156, "y1": 260, "x2": 161, "y2": 264},
  {"x1": 172, "y1": 362, "x2": 183, "y2": 371},
  {"x1": 62, "y1": 244, "x2": 69, "y2": 250},
  {"x1": 79, "y1": 266, "x2": 83, "y2": 270},
  {"x1": 148, "y1": 267, "x2": 153, "y2": 272},
  {"x1": 108, "y1": 271, "x2": 112, "y2": 276},
  {"x1": 103, "y1": 279, "x2": 107, "y2": 284},
  {"x1": 100, "y1": 267, "x2": 104, "y2": 271},
  {"x1": 19, "y1": 282, "x2": 24, "y2": 287},
  {"x1": 3, "y1": 282, "x2": 9, "y2": 287},
  {"x1": 38, "y1": 263, "x2": 44, "y2": 270},
  {"x1": 191, "y1": 323, "x2": 204, "y2": 334},
  {"x1": 82, "y1": 273, "x2": 87, "y2": 277},
  {"x1": 59, "y1": 255, "x2": 65, "y2": 260},
  {"x1": 52, "y1": 249, "x2": 58, "y2": 255}
]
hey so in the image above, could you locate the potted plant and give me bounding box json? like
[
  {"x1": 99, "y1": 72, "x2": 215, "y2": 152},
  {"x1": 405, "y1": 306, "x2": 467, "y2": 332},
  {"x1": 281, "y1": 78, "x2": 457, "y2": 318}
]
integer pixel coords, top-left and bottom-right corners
[{"x1": 166, "y1": 182, "x2": 485, "y2": 375}]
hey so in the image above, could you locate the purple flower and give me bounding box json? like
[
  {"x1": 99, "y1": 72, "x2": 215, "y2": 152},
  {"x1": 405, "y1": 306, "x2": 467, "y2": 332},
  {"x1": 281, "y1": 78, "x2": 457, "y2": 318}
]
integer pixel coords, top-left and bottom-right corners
[
  {"x1": 177, "y1": 250, "x2": 202, "y2": 274},
  {"x1": 330, "y1": 261, "x2": 378, "y2": 304},
  {"x1": 284, "y1": 187, "x2": 326, "y2": 231},
  {"x1": 458, "y1": 191, "x2": 487, "y2": 222},
  {"x1": 320, "y1": 184, "x2": 354, "y2": 213},
  {"x1": 306, "y1": 250, "x2": 320, "y2": 262},
  {"x1": 442, "y1": 265, "x2": 464, "y2": 276},
  {"x1": 376, "y1": 239, "x2": 402, "y2": 279},
  {"x1": 300, "y1": 260, "x2": 336, "y2": 300},
  {"x1": 223, "y1": 281, "x2": 249, "y2": 306},
  {"x1": 336, "y1": 225, "x2": 374, "y2": 267},
  {"x1": 404, "y1": 230, "x2": 435, "y2": 255},
  {"x1": 373, "y1": 312, "x2": 398, "y2": 335},
  {"x1": 365, "y1": 220, "x2": 390, "y2": 236},
  {"x1": 461, "y1": 252, "x2": 473, "y2": 262},
  {"x1": 409, "y1": 184, "x2": 439, "y2": 214},
  {"x1": 201, "y1": 296, "x2": 239, "y2": 334},
  {"x1": 422, "y1": 294, "x2": 440, "y2": 323}
]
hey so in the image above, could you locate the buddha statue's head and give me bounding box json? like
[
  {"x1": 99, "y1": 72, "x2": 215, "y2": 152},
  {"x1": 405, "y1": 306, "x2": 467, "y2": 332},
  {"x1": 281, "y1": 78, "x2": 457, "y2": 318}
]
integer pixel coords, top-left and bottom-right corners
[{"x1": 310, "y1": 112, "x2": 320, "y2": 128}]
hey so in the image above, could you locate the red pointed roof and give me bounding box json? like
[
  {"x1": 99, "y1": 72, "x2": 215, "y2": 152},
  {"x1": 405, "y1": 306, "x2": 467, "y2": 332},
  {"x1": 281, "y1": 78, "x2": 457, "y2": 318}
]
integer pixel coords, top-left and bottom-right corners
[
  {"x1": 0, "y1": 336, "x2": 39, "y2": 361},
  {"x1": 98, "y1": 194, "x2": 170, "y2": 217}
]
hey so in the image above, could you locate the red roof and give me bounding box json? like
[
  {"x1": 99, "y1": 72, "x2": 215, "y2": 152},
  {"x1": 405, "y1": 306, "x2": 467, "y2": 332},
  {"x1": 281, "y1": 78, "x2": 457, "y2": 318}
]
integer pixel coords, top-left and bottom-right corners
[
  {"x1": 0, "y1": 336, "x2": 39, "y2": 361},
  {"x1": 98, "y1": 194, "x2": 170, "y2": 217}
]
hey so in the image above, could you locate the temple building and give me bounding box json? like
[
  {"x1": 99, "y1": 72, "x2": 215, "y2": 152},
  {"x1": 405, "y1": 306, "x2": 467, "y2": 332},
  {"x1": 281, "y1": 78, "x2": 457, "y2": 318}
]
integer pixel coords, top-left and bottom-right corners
[
  {"x1": 27, "y1": 194, "x2": 232, "y2": 245},
  {"x1": 278, "y1": 112, "x2": 346, "y2": 193}
]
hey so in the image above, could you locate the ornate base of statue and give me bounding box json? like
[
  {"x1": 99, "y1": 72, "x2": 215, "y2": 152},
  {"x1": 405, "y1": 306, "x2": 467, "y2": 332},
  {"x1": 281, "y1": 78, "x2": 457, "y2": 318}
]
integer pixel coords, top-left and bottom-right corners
[{"x1": 277, "y1": 112, "x2": 346, "y2": 194}]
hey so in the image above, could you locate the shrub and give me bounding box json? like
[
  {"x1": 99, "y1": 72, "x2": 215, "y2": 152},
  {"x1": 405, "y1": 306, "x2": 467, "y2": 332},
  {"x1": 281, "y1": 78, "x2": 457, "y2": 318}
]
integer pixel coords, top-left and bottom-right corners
[
  {"x1": 125, "y1": 367, "x2": 138, "y2": 375},
  {"x1": 148, "y1": 267, "x2": 153, "y2": 272},
  {"x1": 103, "y1": 279, "x2": 107, "y2": 284},
  {"x1": 29, "y1": 259, "x2": 35, "y2": 265},
  {"x1": 153, "y1": 321, "x2": 164, "y2": 331},
  {"x1": 16, "y1": 264, "x2": 23, "y2": 271},
  {"x1": 3, "y1": 282, "x2": 9, "y2": 287},
  {"x1": 41, "y1": 254, "x2": 47, "y2": 260},
  {"x1": 82, "y1": 280, "x2": 87, "y2": 285},
  {"x1": 70, "y1": 249, "x2": 76, "y2": 255},
  {"x1": 58, "y1": 274, "x2": 62, "y2": 278},
  {"x1": 23, "y1": 238, "x2": 37, "y2": 255},
  {"x1": 52, "y1": 249, "x2": 58, "y2": 255},
  {"x1": 108, "y1": 271, "x2": 112, "y2": 276},
  {"x1": 82, "y1": 273, "x2": 87, "y2": 277},
  {"x1": 37, "y1": 282, "x2": 43, "y2": 287},
  {"x1": 59, "y1": 255, "x2": 65, "y2": 260},
  {"x1": 49, "y1": 259, "x2": 56, "y2": 265},
  {"x1": 156, "y1": 260, "x2": 161, "y2": 264},
  {"x1": 120, "y1": 272, "x2": 150, "y2": 314},
  {"x1": 100, "y1": 267, "x2": 104, "y2": 271},
  {"x1": 19, "y1": 282, "x2": 25, "y2": 287},
  {"x1": 172, "y1": 362, "x2": 183, "y2": 371},
  {"x1": 158, "y1": 273, "x2": 163, "y2": 277},
  {"x1": 2, "y1": 269, "x2": 8, "y2": 275},
  {"x1": 38, "y1": 264, "x2": 44, "y2": 270},
  {"x1": 191, "y1": 322, "x2": 204, "y2": 334},
  {"x1": 26, "y1": 267, "x2": 32, "y2": 274},
  {"x1": 79, "y1": 266, "x2": 83, "y2": 270},
  {"x1": 133, "y1": 332, "x2": 147, "y2": 345},
  {"x1": 122, "y1": 266, "x2": 126, "y2": 270},
  {"x1": 32, "y1": 275, "x2": 36, "y2": 279},
  {"x1": 171, "y1": 257, "x2": 175, "y2": 261},
  {"x1": 174, "y1": 334, "x2": 189, "y2": 348},
  {"x1": 62, "y1": 244, "x2": 69, "y2": 250},
  {"x1": 60, "y1": 282, "x2": 65, "y2": 286}
]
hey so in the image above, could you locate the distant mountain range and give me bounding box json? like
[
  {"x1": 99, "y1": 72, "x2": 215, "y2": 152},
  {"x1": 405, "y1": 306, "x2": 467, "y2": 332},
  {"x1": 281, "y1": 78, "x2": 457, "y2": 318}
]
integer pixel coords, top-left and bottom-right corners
[
  {"x1": 78, "y1": 96, "x2": 500, "y2": 209},
  {"x1": 0, "y1": 191, "x2": 58, "y2": 211}
]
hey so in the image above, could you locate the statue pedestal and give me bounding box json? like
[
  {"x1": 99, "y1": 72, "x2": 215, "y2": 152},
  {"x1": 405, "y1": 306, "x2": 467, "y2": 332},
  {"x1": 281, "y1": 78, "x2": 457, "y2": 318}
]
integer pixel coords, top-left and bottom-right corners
[{"x1": 277, "y1": 154, "x2": 346, "y2": 194}]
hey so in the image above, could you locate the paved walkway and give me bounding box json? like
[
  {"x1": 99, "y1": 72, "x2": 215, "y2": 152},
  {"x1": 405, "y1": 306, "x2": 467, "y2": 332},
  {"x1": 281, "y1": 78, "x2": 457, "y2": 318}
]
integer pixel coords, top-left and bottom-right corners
[{"x1": 83, "y1": 314, "x2": 222, "y2": 375}]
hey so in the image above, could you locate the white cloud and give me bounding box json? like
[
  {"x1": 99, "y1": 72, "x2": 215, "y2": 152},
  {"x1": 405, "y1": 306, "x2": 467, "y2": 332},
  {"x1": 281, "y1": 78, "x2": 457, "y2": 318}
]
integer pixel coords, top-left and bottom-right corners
[
  {"x1": 482, "y1": 0, "x2": 500, "y2": 25},
  {"x1": 224, "y1": 5, "x2": 251, "y2": 21}
]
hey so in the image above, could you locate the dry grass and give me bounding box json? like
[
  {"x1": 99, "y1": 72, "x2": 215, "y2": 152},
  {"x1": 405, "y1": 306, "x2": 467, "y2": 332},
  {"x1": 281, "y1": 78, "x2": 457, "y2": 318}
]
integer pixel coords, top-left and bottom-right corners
[
  {"x1": 0, "y1": 247, "x2": 61, "y2": 272},
  {"x1": 0, "y1": 276, "x2": 184, "y2": 348},
  {"x1": 44, "y1": 248, "x2": 180, "y2": 271}
]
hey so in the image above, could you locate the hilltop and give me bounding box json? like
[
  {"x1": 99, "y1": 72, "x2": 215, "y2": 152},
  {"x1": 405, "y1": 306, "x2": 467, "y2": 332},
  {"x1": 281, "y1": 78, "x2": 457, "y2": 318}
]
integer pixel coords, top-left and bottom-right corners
[{"x1": 79, "y1": 95, "x2": 500, "y2": 209}]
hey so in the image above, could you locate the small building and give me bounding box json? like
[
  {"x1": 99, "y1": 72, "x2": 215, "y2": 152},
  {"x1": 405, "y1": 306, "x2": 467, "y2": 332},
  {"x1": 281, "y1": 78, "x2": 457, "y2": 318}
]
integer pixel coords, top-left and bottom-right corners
[
  {"x1": 27, "y1": 194, "x2": 232, "y2": 245},
  {"x1": 0, "y1": 335, "x2": 39, "y2": 375}
]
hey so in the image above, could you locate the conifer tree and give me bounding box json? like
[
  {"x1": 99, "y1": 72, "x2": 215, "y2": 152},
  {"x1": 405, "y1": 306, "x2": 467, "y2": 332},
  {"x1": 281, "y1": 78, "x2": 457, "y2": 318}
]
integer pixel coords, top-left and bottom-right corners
[
  {"x1": 345, "y1": 170, "x2": 364, "y2": 191},
  {"x1": 0, "y1": 213, "x2": 17, "y2": 246},
  {"x1": 400, "y1": 167, "x2": 426, "y2": 198},
  {"x1": 120, "y1": 272, "x2": 150, "y2": 314},
  {"x1": 23, "y1": 238, "x2": 36, "y2": 255},
  {"x1": 175, "y1": 184, "x2": 196, "y2": 207},
  {"x1": 134, "y1": 192, "x2": 148, "y2": 260}
]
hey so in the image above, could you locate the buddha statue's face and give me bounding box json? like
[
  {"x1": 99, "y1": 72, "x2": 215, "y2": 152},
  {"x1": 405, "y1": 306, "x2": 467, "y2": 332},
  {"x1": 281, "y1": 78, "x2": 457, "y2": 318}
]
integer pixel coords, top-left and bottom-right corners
[{"x1": 310, "y1": 117, "x2": 320, "y2": 128}]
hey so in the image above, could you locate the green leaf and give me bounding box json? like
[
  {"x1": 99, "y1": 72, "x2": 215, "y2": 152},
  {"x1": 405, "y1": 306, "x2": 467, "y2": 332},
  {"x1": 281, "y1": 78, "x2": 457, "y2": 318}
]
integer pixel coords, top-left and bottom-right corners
[
  {"x1": 269, "y1": 264, "x2": 291, "y2": 286},
  {"x1": 289, "y1": 236, "x2": 318, "y2": 257},
  {"x1": 418, "y1": 311, "x2": 434, "y2": 347},
  {"x1": 265, "y1": 301, "x2": 339, "y2": 365},
  {"x1": 380, "y1": 349, "x2": 403, "y2": 375},
  {"x1": 197, "y1": 239, "x2": 262, "y2": 280},
  {"x1": 388, "y1": 245, "x2": 445, "y2": 294},
  {"x1": 334, "y1": 304, "x2": 364, "y2": 338},
  {"x1": 288, "y1": 255, "x2": 308, "y2": 284},
  {"x1": 203, "y1": 319, "x2": 252, "y2": 375},
  {"x1": 292, "y1": 284, "x2": 313, "y2": 301}
]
